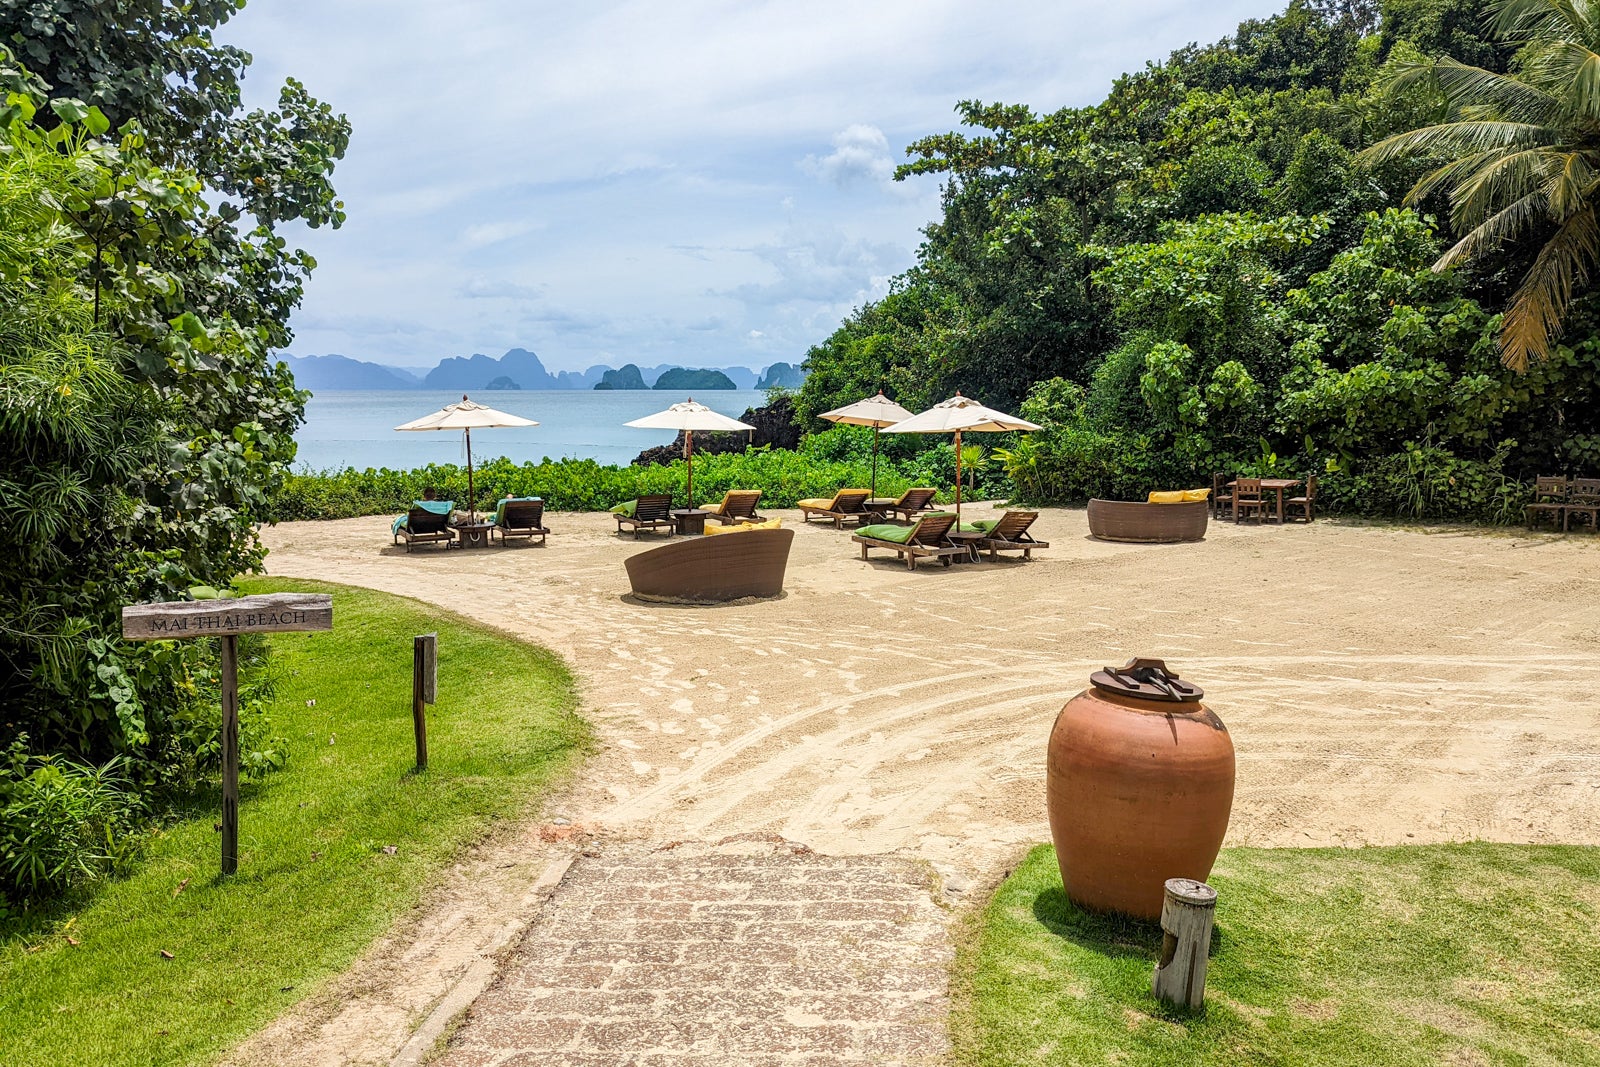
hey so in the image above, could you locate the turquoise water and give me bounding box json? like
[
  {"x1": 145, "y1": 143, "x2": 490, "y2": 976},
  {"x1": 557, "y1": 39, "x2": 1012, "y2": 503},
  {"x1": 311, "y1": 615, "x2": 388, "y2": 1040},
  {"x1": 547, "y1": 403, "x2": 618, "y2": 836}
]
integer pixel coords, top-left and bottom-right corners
[{"x1": 292, "y1": 389, "x2": 771, "y2": 472}]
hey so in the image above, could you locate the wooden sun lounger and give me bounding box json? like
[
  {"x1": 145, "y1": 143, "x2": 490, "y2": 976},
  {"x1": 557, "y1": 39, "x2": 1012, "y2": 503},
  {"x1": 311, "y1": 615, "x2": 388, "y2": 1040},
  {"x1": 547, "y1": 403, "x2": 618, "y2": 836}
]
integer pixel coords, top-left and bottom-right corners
[
  {"x1": 977, "y1": 510, "x2": 1049, "y2": 559},
  {"x1": 878, "y1": 487, "x2": 937, "y2": 522},
  {"x1": 493, "y1": 499, "x2": 550, "y2": 545},
  {"x1": 851, "y1": 512, "x2": 965, "y2": 570},
  {"x1": 704, "y1": 489, "x2": 764, "y2": 525},
  {"x1": 394, "y1": 505, "x2": 453, "y2": 552},
  {"x1": 616, "y1": 494, "x2": 676, "y2": 538},
  {"x1": 798, "y1": 489, "x2": 872, "y2": 528}
]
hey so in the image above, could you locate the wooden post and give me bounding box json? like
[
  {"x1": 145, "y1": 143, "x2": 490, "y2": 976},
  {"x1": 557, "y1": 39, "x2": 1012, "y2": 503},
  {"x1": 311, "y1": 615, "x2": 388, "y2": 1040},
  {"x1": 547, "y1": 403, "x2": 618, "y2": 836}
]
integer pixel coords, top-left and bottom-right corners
[
  {"x1": 413, "y1": 633, "x2": 436, "y2": 771},
  {"x1": 1152, "y1": 878, "x2": 1217, "y2": 1009},
  {"x1": 122, "y1": 592, "x2": 332, "y2": 878},
  {"x1": 219, "y1": 634, "x2": 239, "y2": 876}
]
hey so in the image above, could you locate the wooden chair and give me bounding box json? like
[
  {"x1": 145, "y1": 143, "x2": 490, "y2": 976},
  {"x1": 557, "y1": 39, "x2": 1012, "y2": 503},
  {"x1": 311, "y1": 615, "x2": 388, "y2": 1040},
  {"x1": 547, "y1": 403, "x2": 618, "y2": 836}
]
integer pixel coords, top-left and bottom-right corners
[
  {"x1": 797, "y1": 489, "x2": 872, "y2": 528},
  {"x1": 1233, "y1": 478, "x2": 1267, "y2": 524},
  {"x1": 879, "y1": 488, "x2": 938, "y2": 522},
  {"x1": 615, "y1": 494, "x2": 676, "y2": 538},
  {"x1": 492, "y1": 498, "x2": 549, "y2": 544},
  {"x1": 1525, "y1": 476, "x2": 1569, "y2": 531},
  {"x1": 393, "y1": 503, "x2": 454, "y2": 552},
  {"x1": 1285, "y1": 475, "x2": 1318, "y2": 523},
  {"x1": 1211, "y1": 472, "x2": 1236, "y2": 521},
  {"x1": 1563, "y1": 478, "x2": 1600, "y2": 533},
  {"x1": 851, "y1": 512, "x2": 967, "y2": 570},
  {"x1": 703, "y1": 489, "x2": 764, "y2": 525},
  {"x1": 973, "y1": 511, "x2": 1049, "y2": 560}
]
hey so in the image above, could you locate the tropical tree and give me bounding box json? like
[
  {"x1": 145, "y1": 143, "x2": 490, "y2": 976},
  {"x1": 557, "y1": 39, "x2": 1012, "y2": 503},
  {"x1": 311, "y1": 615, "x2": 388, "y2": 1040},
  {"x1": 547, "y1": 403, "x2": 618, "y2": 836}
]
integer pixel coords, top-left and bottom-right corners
[{"x1": 1361, "y1": 0, "x2": 1600, "y2": 371}]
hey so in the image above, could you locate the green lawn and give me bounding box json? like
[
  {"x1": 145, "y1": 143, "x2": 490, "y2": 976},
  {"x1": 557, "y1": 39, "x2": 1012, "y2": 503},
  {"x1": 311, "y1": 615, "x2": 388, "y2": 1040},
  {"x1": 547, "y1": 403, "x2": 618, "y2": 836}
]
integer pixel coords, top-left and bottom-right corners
[
  {"x1": 0, "y1": 578, "x2": 589, "y2": 1067},
  {"x1": 955, "y1": 843, "x2": 1600, "y2": 1067}
]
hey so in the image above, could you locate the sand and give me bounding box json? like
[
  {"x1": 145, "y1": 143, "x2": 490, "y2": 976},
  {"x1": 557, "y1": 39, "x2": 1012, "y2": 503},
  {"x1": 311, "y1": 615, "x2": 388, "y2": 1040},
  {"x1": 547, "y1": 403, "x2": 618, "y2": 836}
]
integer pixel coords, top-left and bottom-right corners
[{"x1": 230, "y1": 506, "x2": 1600, "y2": 1065}]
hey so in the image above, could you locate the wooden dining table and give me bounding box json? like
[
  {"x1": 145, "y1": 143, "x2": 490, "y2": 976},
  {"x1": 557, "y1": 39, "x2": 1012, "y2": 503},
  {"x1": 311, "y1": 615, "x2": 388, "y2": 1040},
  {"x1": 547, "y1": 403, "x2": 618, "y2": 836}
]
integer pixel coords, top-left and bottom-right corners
[{"x1": 1227, "y1": 478, "x2": 1302, "y2": 523}]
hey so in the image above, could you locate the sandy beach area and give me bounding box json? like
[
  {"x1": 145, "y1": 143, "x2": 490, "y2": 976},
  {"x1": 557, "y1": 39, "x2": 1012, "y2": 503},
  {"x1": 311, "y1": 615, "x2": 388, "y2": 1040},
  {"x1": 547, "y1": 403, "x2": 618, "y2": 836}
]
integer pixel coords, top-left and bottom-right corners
[
  {"x1": 263, "y1": 507, "x2": 1600, "y2": 865},
  {"x1": 238, "y1": 507, "x2": 1600, "y2": 1065}
]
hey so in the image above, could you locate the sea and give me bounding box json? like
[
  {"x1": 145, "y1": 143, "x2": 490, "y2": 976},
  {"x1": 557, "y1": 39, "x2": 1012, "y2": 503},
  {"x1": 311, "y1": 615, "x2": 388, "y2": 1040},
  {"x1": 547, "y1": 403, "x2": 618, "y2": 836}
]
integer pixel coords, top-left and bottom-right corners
[{"x1": 291, "y1": 389, "x2": 772, "y2": 472}]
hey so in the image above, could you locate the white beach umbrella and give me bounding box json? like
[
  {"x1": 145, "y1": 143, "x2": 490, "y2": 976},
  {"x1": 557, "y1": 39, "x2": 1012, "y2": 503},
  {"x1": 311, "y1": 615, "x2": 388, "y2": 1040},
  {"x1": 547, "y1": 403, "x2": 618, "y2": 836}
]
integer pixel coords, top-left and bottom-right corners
[
  {"x1": 883, "y1": 393, "x2": 1041, "y2": 523},
  {"x1": 817, "y1": 391, "x2": 916, "y2": 499},
  {"x1": 394, "y1": 395, "x2": 538, "y2": 522},
  {"x1": 624, "y1": 398, "x2": 755, "y2": 509}
]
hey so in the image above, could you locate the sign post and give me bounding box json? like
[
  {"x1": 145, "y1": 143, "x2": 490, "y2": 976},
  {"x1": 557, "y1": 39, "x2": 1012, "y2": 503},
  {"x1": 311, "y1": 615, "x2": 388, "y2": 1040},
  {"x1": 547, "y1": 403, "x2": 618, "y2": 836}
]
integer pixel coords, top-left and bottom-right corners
[
  {"x1": 123, "y1": 592, "x2": 332, "y2": 875},
  {"x1": 413, "y1": 633, "x2": 437, "y2": 771}
]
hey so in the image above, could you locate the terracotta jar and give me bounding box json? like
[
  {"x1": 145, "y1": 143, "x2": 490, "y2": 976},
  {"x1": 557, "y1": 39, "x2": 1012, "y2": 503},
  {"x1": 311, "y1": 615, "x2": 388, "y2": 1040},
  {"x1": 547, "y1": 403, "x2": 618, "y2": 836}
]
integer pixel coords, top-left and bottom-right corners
[{"x1": 1046, "y1": 658, "x2": 1235, "y2": 921}]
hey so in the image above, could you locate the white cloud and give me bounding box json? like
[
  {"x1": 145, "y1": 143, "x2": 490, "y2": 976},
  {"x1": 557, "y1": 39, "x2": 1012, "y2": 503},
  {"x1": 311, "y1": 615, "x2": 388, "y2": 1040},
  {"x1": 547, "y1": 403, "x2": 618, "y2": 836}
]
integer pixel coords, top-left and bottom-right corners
[
  {"x1": 801, "y1": 124, "x2": 896, "y2": 186},
  {"x1": 225, "y1": 0, "x2": 1281, "y2": 371}
]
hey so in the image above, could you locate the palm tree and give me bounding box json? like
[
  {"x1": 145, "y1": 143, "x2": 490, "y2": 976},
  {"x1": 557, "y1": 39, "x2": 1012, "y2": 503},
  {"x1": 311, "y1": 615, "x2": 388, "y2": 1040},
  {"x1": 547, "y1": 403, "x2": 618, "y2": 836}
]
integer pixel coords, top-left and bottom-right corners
[{"x1": 1360, "y1": 0, "x2": 1600, "y2": 372}]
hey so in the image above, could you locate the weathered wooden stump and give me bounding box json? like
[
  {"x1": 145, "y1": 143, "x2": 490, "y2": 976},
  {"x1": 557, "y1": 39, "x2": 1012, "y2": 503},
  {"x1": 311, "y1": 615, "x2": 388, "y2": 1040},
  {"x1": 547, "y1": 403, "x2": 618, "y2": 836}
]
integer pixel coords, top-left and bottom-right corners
[{"x1": 1151, "y1": 877, "x2": 1217, "y2": 1009}]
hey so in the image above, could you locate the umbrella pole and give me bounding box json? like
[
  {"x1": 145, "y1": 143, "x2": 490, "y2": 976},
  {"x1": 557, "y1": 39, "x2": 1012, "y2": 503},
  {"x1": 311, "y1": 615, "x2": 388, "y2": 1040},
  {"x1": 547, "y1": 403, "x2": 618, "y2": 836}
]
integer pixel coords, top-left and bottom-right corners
[
  {"x1": 954, "y1": 429, "x2": 962, "y2": 526},
  {"x1": 466, "y1": 427, "x2": 476, "y2": 524},
  {"x1": 871, "y1": 424, "x2": 880, "y2": 499},
  {"x1": 685, "y1": 429, "x2": 693, "y2": 509}
]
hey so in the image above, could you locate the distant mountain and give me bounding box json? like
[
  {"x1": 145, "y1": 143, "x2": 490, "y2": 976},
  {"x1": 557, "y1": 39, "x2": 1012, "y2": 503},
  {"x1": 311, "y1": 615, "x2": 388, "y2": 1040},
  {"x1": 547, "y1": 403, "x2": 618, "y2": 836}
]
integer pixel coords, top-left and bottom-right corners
[
  {"x1": 277, "y1": 353, "x2": 423, "y2": 390},
  {"x1": 595, "y1": 364, "x2": 648, "y2": 390},
  {"x1": 279, "y1": 348, "x2": 803, "y2": 393},
  {"x1": 654, "y1": 367, "x2": 736, "y2": 391},
  {"x1": 756, "y1": 362, "x2": 807, "y2": 389},
  {"x1": 425, "y1": 347, "x2": 559, "y2": 390}
]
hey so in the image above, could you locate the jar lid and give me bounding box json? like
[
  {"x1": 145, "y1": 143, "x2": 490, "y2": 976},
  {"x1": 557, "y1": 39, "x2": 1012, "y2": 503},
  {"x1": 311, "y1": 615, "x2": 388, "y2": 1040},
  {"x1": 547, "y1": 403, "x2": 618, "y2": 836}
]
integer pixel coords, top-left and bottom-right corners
[{"x1": 1089, "y1": 657, "x2": 1203, "y2": 703}]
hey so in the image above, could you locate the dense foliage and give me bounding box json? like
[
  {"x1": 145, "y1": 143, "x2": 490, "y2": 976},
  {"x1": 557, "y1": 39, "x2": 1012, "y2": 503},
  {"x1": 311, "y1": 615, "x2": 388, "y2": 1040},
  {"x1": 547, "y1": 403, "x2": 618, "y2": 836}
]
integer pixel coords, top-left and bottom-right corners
[
  {"x1": 272, "y1": 428, "x2": 1008, "y2": 521},
  {"x1": 0, "y1": 0, "x2": 345, "y2": 907},
  {"x1": 793, "y1": 0, "x2": 1600, "y2": 518}
]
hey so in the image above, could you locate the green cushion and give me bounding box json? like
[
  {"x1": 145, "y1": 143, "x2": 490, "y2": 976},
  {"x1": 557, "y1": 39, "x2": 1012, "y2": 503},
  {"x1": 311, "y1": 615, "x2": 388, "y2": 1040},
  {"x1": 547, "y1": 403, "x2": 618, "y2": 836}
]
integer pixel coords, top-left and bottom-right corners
[
  {"x1": 959, "y1": 519, "x2": 998, "y2": 533},
  {"x1": 611, "y1": 499, "x2": 638, "y2": 517},
  {"x1": 858, "y1": 523, "x2": 916, "y2": 544}
]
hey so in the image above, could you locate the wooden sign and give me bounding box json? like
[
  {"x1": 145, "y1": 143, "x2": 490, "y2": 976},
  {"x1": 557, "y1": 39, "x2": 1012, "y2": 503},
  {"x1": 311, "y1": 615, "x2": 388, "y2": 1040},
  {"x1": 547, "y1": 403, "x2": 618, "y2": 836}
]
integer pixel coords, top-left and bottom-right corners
[
  {"x1": 121, "y1": 592, "x2": 333, "y2": 875},
  {"x1": 121, "y1": 592, "x2": 332, "y2": 642}
]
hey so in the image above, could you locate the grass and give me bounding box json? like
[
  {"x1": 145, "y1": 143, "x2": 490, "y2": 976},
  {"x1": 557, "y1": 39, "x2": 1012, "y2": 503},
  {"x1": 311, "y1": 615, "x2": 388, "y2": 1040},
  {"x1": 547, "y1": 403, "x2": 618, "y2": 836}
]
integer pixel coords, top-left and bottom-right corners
[
  {"x1": 954, "y1": 843, "x2": 1600, "y2": 1067},
  {"x1": 0, "y1": 578, "x2": 589, "y2": 1067}
]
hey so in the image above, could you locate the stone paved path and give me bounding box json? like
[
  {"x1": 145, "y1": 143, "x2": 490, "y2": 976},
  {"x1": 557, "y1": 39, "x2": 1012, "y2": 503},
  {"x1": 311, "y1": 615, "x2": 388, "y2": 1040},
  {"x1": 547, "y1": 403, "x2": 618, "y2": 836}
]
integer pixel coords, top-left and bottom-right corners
[{"x1": 434, "y1": 841, "x2": 951, "y2": 1066}]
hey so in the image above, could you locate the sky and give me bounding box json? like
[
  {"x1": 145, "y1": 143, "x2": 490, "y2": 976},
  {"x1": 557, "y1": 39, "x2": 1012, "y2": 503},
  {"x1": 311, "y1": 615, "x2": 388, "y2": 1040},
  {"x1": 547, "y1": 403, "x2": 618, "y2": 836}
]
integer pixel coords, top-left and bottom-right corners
[{"x1": 227, "y1": 0, "x2": 1277, "y2": 373}]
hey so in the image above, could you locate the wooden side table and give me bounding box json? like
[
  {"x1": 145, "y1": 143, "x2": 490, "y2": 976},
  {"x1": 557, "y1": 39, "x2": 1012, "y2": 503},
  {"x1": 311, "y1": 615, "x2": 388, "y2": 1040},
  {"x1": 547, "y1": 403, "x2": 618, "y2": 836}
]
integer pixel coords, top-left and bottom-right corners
[
  {"x1": 671, "y1": 508, "x2": 709, "y2": 535},
  {"x1": 947, "y1": 530, "x2": 985, "y2": 562},
  {"x1": 453, "y1": 522, "x2": 495, "y2": 548}
]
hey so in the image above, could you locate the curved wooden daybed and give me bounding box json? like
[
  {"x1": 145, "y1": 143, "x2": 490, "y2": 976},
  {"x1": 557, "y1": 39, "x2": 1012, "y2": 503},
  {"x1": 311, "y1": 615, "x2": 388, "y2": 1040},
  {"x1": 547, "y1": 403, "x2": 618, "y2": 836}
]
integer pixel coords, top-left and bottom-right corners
[
  {"x1": 624, "y1": 528, "x2": 795, "y2": 603},
  {"x1": 1087, "y1": 499, "x2": 1209, "y2": 543}
]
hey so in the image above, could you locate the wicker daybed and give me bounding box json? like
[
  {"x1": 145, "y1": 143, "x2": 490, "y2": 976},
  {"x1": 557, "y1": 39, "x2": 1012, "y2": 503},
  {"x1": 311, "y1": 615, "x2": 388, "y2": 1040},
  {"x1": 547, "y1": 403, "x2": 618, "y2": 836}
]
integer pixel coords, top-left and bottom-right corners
[
  {"x1": 624, "y1": 528, "x2": 794, "y2": 603},
  {"x1": 1086, "y1": 499, "x2": 1209, "y2": 543}
]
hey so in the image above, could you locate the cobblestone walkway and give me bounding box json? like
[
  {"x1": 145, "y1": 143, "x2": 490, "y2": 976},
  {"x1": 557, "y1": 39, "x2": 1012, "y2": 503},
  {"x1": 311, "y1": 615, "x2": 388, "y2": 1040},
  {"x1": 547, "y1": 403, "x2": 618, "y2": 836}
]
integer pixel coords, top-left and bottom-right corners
[{"x1": 435, "y1": 841, "x2": 951, "y2": 1066}]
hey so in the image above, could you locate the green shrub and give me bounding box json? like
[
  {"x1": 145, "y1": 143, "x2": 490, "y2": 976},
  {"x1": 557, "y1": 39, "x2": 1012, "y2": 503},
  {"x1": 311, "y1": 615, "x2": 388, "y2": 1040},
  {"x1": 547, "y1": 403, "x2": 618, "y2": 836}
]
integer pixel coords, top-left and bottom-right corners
[{"x1": 0, "y1": 741, "x2": 144, "y2": 904}]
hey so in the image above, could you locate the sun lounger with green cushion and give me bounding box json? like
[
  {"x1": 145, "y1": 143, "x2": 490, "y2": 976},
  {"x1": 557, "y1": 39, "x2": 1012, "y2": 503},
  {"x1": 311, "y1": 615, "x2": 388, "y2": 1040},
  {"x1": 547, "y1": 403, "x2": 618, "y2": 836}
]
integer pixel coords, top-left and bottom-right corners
[
  {"x1": 851, "y1": 512, "x2": 966, "y2": 570},
  {"x1": 492, "y1": 497, "x2": 549, "y2": 544},
  {"x1": 797, "y1": 489, "x2": 872, "y2": 528},
  {"x1": 968, "y1": 510, "x2": 1047, "y2": 560},
  {"x1": 393, "y1": 500, "x2": 454, "y2": 552},
  {"x1": 613, "y1": 493, "x2": 675, "y2": 538}
]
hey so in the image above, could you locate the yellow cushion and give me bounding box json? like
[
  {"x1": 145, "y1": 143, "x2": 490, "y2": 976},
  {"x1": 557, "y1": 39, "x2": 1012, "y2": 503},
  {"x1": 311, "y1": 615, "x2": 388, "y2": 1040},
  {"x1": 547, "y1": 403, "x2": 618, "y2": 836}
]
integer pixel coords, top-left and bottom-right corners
[
  {"x1": 797, "y1": 498, "x2": 834, "y2": 510},
  {"x1": 1147, "y1": 490, "x2": 1187, "y2": 504},
  {"x1": 1182, "y1": 488, "x2": 1212, "y2": 501},
  {"x1": 703, "y1": 501, "x2": 726, "y2": 513},
  {"x1": 705, "y1": 518, "x2": 782, "y2": 536}
]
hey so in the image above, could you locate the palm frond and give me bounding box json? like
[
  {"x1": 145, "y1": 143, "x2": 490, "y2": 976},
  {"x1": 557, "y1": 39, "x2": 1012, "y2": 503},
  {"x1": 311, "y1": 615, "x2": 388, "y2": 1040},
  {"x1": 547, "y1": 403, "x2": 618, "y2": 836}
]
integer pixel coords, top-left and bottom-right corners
[
  {"x1": 1448, "y1": 147, "x2": 1560, "y2": 228},
  {"x1": 1360, "y1": 121, "x2": 1553, "y2": 168},
  {"x1": 1490, "y1": 0, "x2": 1587, "y2": 44},
  {"x1": 1437, "y1": 189, "x2": 1551, "y2": 269},
  {"x1": 1518, "y1": 38, "x2": 1600, "y2": 119},
  {"x1": 1409, "y1": 146, "x2": 1545, "y2": 210},
  {"x1": 1546, "y1": 150, "x2": 1598, "y2": 217},
  {"x1": 1499, "y1": 203, "x2": 1600, "y2": 369},
  {"x1": 1429, "y1": 58, "x2": 1563, "y2": 123}
]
